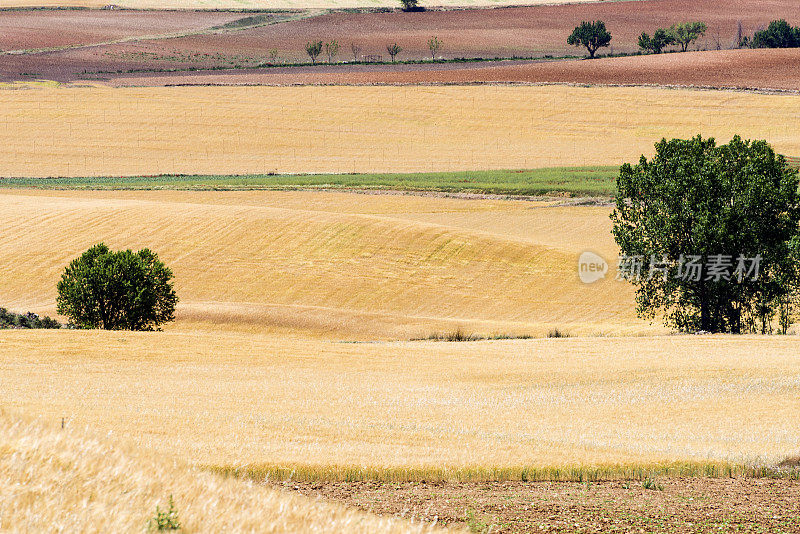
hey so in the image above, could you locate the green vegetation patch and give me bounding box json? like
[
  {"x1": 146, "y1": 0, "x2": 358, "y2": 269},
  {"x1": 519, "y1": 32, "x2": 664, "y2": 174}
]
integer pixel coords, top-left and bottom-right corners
[{"x1": 0, "y1": 166, "x2": 619, "y2": 197}]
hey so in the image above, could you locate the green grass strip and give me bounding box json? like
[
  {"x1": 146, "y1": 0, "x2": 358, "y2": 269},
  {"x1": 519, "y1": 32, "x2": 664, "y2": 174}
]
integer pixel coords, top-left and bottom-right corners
[{"x1": 0, "y1": 166, "x2": 619, "y2": 197}]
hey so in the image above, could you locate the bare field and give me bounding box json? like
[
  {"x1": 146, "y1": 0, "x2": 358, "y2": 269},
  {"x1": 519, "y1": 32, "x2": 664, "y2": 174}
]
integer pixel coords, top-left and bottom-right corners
[
  {"x1": 1, "y1": 85, "x2": 799, "y2": 177},
  {"x1": 0, "y1": 189, "x2": 645, "y2": 339},
  {"x1": 0, "y1": 10, "x2": 240, "y2": 52},
  {"x1": 2, "y1": 0, "x2": 797, "y2": 83},
  {"x1": 2, "y1": 330, "x2": 799, "y2": 476},
  {"x1": 0, "y1": 0, "x2": 623, "y2": 10},
  {"x1": 135, "y1": 49, "x2": 800, "y2": 92},
  {"x1": 119, "y1": 0, "x2": 796, "y2": 62}
]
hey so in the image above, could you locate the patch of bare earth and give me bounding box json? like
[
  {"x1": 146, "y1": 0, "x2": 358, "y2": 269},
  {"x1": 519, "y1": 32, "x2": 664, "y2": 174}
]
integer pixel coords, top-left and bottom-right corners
[
  {"x1": 3, "y1": 0, "x2": 800, "y2": 84},
  {"x1": 279, "y1": 478, "x2": 800, "y2": 533},
  {"x1": 105, "y1": 48, "x2": 800, "y2": 93},
  {"x1": 0, "y1": 10, "x2": 240, "y2": 51}
]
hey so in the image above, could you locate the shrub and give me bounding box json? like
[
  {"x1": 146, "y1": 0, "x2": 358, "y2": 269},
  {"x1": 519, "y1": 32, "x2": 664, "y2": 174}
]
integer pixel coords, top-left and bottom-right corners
[
  {"x1": 752, "y1": 20, "x2": 800, "y2": 48},
  {"x1": 642, "y1": 478, "x2": 664, "y2": 491},
  {"x1": 638, "y1": 28, "x2": 675, "y2": 54},
  {"x1": 56, "y1": 243, "x2": 178, "y2": 331},
  {"x1": 0, "y1": 308, "x2": 61, "y2": 329},
  {"x1": 547, "y1": 328, "x2": 570, "y2": 338},
  {"x1": 399, "y1": 0, "x2": 424, "y2": 12}
]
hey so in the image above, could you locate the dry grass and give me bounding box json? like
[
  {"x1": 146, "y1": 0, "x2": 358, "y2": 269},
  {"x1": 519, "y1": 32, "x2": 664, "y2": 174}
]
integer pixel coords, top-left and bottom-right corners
[
  {"x1": 2, "y1": 330, "x2": 799, "y2": 481},
  {"x1": 2, "y1": 84, "x2": 800, "y2": 177},
  {"x1": 0, "y1": 189, "x2": 652, "y2": 339},
  {"x1": 0, "y1": 411, "x2": 437, "y2": 533}
]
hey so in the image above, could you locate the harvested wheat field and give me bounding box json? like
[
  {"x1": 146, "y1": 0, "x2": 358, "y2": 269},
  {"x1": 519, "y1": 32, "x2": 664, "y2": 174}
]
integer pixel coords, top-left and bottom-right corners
[
  {"x1": 2, "y1": 330, "x2": 799, "y2": 475},
  {"x1": 137, "y1": 48, "x2": 800, "y2": 92},
  {"x1": 1, "y1": 84, "x2": 799, "y2": 177},
  {"x1": 0, "y1": 189, "x2": 648, "y2": 339},
  {"x1": 0, "y1": 412, "x2": 434, "y2": 533}
]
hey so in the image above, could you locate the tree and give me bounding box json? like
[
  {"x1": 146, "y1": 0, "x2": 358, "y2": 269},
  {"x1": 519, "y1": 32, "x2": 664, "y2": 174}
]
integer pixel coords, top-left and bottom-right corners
[
  {"x1": 567, "y1": 21, "x2": 612, "y2": 59},
  {"x1": 428, "y1": 35, "x2": 442, "y2": 59},
  {"x1": 638, "y1": 28, "x2": 675, "y2": 54},
  {"x1": 668, "y1": 21, "x2": 707, "y2": 52},
  {"x1": 305, "y1": 40, "x2": 323, "y2": 64},
  {"x1": 399, "y1": 0, "x2": 423, "y2": 11},
  {"x1": 324, "y1": 40, "x2": 339, "y2": 63},
  {"x1": 386, "y1": 42, "x2": 402, "y2": 62},
  {"x1": 56, "y1": 243, "x2": 178, "y2": 331},
  {"x1": 350, "y1": 42, "x2": 362, "y2": 61},
  {"x1": 611, "y1": 135, "x2": 800, "y2": 334},
  {"x1": 752, "y1": 20, "x2": 800, "y2": 48}
]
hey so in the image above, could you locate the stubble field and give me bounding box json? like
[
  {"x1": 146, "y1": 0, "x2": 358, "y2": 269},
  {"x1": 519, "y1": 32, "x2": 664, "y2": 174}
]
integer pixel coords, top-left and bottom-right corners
[{"x1": 2, "y1": 84, "x2": 800, "y2": 177}]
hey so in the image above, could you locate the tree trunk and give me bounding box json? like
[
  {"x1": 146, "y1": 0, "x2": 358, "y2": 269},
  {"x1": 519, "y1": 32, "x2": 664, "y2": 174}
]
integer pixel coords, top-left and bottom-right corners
[{"x1": 699, "y1": 280, "x2": 711, "y2": 331}]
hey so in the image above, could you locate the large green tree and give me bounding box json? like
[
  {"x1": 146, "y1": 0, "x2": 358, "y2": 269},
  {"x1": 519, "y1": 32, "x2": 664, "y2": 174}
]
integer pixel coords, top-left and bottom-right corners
[
  {"x1": 611, "y1": 135, "x2": 800, "y2": 334},
  {"x1": 57, "y1": 243, "x2": 178, "y2": 331},
  {"x1": 567, "y1": 21, "x2": 612, "y2": 59}
]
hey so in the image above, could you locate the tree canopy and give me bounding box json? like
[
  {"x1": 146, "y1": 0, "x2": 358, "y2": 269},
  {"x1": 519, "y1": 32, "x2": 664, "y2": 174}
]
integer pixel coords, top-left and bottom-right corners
[
  {"x1": 611, "y1": 135, "x2": 800, "y2": 334},
  {"x1": 668, "y1": 21, "x2": 707, "y2": 52},
  {"x1": 57, "y1": 243, "x2": 178, "y2": 331},
  {"x1": 567, "y1": 21, "x2": 612, "y2": 59},
  {"x1": 638, "y1": 28, "x2": 675, "y2": 54},
  {"x1": 752, "y1": 20, "x2": 800, "y2": 48}
]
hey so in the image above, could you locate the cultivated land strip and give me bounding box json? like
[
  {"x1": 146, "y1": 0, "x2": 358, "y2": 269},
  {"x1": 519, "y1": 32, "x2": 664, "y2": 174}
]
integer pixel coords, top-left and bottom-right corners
[{"x1": 1, "y1": 85, "x2": 799, "y2": 177}]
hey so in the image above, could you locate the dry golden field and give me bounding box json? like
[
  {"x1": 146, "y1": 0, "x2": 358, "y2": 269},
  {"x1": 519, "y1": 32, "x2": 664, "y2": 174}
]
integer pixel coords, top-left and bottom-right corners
[
  {"x1": 2, "y1": 330, "x2": 799, "y2": 480},
  {"x1": 0, "y1": 412, "x2": 436, "y2": 533},
  {"x1": 1, "y1": 84, "x2": 799, "y2": 177},
  {"x1": 0, "y1": 189, "x2": 653, "y2": 339}
]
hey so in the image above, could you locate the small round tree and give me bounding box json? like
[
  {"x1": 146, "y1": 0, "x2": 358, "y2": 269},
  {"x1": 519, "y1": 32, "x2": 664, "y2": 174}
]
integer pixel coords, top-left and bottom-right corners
[
  {"x1": 305, "y1": 40, "x2": 323, "y2": 64},
  {"x1": 57, "y1": 243, "x2": 178, "y2": 331},
  {"x1": 567, "y1": 20, "x2": 612, "y2": 59}
]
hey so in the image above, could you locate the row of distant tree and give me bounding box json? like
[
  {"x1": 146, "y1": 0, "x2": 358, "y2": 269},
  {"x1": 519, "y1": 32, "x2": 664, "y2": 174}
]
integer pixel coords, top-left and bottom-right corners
[
  {"x1": 569, "y1": 18, "x2": 800, "y2": 59},
  {"x1": 567, "y1": 21, "x2": 707, "y2": 58},
  {"x1": 304, "y1": 37, "x2": 442, "y2": 64}
]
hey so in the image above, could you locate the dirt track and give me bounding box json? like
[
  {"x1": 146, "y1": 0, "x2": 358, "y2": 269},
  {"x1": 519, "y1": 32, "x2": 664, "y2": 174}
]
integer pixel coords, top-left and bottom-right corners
[
  {"x1": 282, "y1": 478, "x2": 800, "y2": 533},
  {"x1": 0, "y1": 10, "x2": 240, "y2": 51}
]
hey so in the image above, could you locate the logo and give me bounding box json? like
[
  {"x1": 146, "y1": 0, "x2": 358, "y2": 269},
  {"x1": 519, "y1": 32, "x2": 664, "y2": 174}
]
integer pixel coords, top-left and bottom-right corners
[{"x1": 578, "y1": 251, "x2": 608, "y2": 284}]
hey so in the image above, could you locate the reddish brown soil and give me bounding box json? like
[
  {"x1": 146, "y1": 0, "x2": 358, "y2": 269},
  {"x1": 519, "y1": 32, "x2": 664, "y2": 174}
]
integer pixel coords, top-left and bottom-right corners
[
  {"x1": 1, "y1": 0, "x2": 799, "y2": 84},
  {"x1": 115, "y1": 0, "x2": 800, "y2": 62},
  {"x1": 104, "y1": 48, "x2": 800, "y2": 93},
  {"x1": 0, "y1": 10, "x2": 240, "y2": 51},
  {"x1": 279, "y1": 478, "x2": 800, "y2": 533}
]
